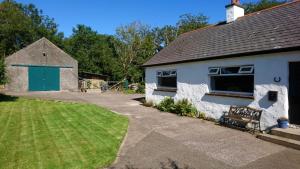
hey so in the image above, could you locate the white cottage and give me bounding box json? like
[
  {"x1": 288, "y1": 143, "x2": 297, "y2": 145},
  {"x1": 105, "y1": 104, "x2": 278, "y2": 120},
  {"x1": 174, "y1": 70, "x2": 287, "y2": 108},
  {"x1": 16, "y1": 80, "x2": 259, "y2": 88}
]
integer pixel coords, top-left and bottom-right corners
[{"x1": 143, "y1": 0, "x2": 300, "y2": 130}]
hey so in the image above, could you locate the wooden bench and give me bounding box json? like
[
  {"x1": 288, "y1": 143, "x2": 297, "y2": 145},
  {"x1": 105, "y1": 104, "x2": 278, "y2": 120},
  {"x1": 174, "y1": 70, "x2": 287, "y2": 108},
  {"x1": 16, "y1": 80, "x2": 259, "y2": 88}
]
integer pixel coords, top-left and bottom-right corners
[{"x1": 223, "y1": 106, "x2": 262, "y2": 131}]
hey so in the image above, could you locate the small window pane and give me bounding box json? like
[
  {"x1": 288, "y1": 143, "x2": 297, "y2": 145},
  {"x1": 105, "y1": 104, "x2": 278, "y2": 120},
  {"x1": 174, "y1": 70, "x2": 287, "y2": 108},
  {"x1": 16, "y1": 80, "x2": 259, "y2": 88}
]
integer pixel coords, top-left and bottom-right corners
[
  {"x1": 209, "y1": 68, "x2": 220, "y2": 75},
  {"x1": 170, "y1": 70, "x2": 177, "y2": 76},
  {"x1": 162, "y1": 71, "x2": 170, "y2": 76},
  {"x1": 221, "y1": 67, "x2": 240, "y2": 74},
  {"x1": 239, "y1": 66, "x2": 254, "y2": 74}
]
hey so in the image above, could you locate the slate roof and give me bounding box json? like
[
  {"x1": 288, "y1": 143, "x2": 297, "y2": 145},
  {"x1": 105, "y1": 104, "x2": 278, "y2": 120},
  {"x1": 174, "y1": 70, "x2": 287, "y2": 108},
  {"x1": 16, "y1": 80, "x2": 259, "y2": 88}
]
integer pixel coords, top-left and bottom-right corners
[{"x1": 143, "y1": 1, "x2": 300, "y2": 67}]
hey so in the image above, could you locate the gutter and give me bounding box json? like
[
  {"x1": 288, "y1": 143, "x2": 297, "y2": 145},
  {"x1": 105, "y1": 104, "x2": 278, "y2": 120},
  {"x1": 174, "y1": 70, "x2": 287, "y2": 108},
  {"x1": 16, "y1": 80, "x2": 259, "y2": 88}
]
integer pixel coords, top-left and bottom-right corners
[{"x1": 142, "y1": 46, "x2": 300, "y2": 68}]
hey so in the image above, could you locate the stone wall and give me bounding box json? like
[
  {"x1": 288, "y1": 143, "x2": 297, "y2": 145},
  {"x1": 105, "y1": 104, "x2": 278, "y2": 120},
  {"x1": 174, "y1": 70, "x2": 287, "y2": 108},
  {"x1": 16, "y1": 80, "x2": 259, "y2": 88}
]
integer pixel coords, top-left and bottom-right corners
[{"x1": 5, "y1": 38, "x2": 78, "y2": 92}]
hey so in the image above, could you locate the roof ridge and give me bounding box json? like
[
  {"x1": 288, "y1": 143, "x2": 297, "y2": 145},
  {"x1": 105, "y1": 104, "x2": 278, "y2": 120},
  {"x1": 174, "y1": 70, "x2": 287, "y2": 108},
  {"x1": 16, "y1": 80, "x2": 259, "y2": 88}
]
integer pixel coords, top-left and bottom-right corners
[
  {"x1": 178, "y1": 25, "x2": 215, "y2": 37},
  {"x1": 239, "y1": 0, "x2": 300, "y2": 19},
  {"x1": 179, "y1": 0, "x2": 300, "y2": 37},
  {"x1": 143, "y1": 0, "x2": 300, "y2": 67}
]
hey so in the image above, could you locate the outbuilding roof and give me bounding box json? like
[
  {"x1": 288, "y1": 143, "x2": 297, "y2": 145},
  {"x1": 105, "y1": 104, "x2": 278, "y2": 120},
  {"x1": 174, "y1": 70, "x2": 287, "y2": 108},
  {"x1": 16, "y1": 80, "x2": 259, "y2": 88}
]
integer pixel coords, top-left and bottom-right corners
[{"x1": 143, "y1": 1, "x2": 300, "y2": 67}]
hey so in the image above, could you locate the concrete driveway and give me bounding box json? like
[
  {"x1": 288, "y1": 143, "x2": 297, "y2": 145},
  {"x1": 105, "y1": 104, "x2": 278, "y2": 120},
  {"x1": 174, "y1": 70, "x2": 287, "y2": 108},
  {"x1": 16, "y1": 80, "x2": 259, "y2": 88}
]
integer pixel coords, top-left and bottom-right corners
[{"x1": 6, "y1": 91, "x2": 300, "y2": 169}]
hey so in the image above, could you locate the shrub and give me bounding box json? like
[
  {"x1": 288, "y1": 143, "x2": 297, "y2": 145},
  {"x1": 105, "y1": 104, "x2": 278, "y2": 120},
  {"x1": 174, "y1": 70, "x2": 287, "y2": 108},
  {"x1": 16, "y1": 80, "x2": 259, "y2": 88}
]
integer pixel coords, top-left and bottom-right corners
[
  {"x1": 123, "y1": 89, "x2": 136, "y2": 94},
  {"x1": 175, "y1": 99, "x2": 198, "y2": 117},
  {"x1": 155, "y1": 97, "x2": 207, "y2": 119},
  {"x1": 156, "y1": 97, "x2": 176, "y2": 112},
  {"x1": 86, "y1": 80, "x2": 92, "y2": 89},
  {"x1": 198, "y1": 112, "x2": 206, "y2": 119},
  {"x1": 136, "y1": 83, "x2": 145, "y2": 93}
]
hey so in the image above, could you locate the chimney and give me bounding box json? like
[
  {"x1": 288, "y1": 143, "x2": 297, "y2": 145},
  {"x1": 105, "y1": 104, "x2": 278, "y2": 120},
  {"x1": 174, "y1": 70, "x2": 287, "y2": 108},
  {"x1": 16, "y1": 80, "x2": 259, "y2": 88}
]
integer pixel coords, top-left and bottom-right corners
[{"x1": 226, "y1": 0, "x2": 244, "y2": 23}]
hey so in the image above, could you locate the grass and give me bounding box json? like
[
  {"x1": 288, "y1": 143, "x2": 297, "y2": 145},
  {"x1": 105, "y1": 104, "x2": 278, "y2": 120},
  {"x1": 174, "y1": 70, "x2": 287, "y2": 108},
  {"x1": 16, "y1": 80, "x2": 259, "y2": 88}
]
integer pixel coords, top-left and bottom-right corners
[
  {"x1": 123, "y1": 89, "x2": 137, "y2": 94},
  {"x1": 0, "y1": 95, "x2": 128, "y2": 169}
]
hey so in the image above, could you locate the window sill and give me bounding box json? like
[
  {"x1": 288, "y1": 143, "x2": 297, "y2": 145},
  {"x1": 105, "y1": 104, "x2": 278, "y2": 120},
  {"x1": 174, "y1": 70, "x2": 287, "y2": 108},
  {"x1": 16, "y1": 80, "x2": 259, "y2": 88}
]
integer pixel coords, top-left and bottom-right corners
[
  {"x1": 205, "y1": 92, "x2": 254, "y2": 99},
  {"x1": 154, "y1": 87, "x2": 177, "y2": 92}
]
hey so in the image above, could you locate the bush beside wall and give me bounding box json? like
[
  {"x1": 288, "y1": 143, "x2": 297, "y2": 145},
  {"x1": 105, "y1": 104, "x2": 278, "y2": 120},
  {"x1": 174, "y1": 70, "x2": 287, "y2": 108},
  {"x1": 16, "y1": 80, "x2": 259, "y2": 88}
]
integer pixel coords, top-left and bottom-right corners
[{"x1": 155, "y1": 97, "x2": 206, "y2": 119}]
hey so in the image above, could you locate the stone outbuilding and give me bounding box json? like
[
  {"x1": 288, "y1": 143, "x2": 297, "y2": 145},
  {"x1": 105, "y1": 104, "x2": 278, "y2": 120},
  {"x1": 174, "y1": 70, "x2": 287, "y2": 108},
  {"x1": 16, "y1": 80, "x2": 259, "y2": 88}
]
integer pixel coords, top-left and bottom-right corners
[{"x1": 5, "y1": 37, "x2": 78, "y2": 92}]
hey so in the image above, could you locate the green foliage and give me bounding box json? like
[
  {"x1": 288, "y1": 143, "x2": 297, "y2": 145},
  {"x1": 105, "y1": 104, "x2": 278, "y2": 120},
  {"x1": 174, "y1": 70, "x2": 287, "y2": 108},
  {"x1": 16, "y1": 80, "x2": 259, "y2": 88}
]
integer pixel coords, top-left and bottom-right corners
[
  {"x1": 155, "y1": 97, "x2": 206, "y2": 119},
  {"x1": 243, "y1": 0, "x2": 287, "y2": 14},
  {"x1": 176, "y1": 13, "x2": 209, "y2": 35},
  {"x1": 115, "y1": 22, "x2": 157, "y2": 82},
  {"x1": 152, "y1": 25, "x2": 177, "y2": 49},
  {"x1": 86, "y1": 80, "x2": 92, "y2": 89},
  {"x1": 174, "y1": 99, "x2": 198, "y2": 117},
  {"x1": 123, "y1": 89, "x2": 136, "y2": 94},
  {"x1": 0, "y1": 57, "x2": 7, "y2": 85},
  {"x1": 199, "y1": 112, "x2": 206, "y2": 119},
  {"x1": 156, "y1": 97, "x2": 176, "y2": 112},
  {"x1": 0, "y1": 0, "x2": 64, "y2": 56},
  {"x1": 0, "y1": 0, "x2": 64, "y2": 83},
  {"x1": 136, "y1": 83, "x2": 145, "y2": 94},
  {"x1": 64, "y1": 25, "x2": 120, "y2": 80},
  {"x1": 0, "y1": 1, "x2": 211, "y2": 84}
]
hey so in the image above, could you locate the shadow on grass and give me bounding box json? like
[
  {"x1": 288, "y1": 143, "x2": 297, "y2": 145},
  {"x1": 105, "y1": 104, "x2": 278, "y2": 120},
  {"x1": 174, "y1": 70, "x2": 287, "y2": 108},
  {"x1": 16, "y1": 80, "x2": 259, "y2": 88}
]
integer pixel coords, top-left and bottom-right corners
[{"x1": 0, "y1": 94, "x2": 18, "y2": 102}]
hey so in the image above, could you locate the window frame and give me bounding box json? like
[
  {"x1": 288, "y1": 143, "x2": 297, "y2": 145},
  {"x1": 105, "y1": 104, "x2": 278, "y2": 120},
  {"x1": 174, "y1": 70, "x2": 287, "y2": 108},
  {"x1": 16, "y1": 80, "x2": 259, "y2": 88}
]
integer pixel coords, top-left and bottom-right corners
[
  {"x1": 208, "y1": 65, "x2": 254, "y2": 95},
  {"x1": 238, "y1": 65, "x2": 254, "y2": 74},
  {"x1": 208, "y1": 67, "x2": 220, "y2": 75},
  {"x1": 156, "y1": 69, "x2": 177, "y2": 89}
]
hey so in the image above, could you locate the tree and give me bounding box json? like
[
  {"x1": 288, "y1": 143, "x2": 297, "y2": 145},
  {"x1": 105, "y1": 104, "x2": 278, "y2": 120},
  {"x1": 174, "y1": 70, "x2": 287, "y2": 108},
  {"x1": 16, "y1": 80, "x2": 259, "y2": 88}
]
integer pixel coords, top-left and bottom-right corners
[
  {"x1": 0, "y1": 0, "x2": 33, "y2": 56},
  {"x1": 176, "y1": 13, "x2": 209, "y2": 35},
  {"x1": 160, "y1": 25, "x2": 178, "y2": 47},
  {"x1": 243, "y1": 0, "x2": 288, "y2": 14},
  {"x1": 0, "y1": 0, "x2": 63, "y2": 56},
  {"x1": 115, "y1": 22, "x2": 156, "y2": 82},
  {"x1": 152, "y1": 25, "x2": 177, "y2": 49},
  {"x1": 0, "y1": 0, "x2": 63, "y2": 84},
  {"x1": 64, "y1": 25, "x2": 119, "y2": 79},
  {"x1": 0, "y1": 57, "x2": 6, "y2": 85}
]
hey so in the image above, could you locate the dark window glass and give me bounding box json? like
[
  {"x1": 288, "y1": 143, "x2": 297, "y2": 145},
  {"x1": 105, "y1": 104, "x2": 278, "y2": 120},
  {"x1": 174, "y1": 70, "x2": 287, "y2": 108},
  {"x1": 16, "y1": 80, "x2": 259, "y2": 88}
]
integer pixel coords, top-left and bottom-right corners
[
  {"x1": 240, "y1": 67, "x2": 252, "y2": 72},
  {"x1": 209, "y1": 68, "x2": 219, "y2": 74},
  {"x1": 211, "y1": 75, "x2": 254, "y2": 93},
  {"x1": 157, "y1": 70, "x2": 177, "y2": 88},
  {"x1": 158, "y1": 76, "x2": 177, "y2": 88},
  {"x1": 221, "y1": 67, "x2": 240, "y2": 74},
  {"x1": 163, "y1": 71, "x2": 170, "y2": 76}
]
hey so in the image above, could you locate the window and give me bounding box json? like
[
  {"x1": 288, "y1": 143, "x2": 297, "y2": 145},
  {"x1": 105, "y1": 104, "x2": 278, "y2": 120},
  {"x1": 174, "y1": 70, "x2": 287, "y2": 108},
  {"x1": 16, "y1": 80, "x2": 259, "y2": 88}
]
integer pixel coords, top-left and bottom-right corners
[
  {"x1": 208, "y1": 68, "x2": 220, "y2": 75},
  {"x1": 239, "y1": 66, "x2": 254, "y2": 74},
  {"x1": 157, "y1": 70, "x2": 177, "y2": 88},
  {"x1": 209, "y1": 65, "x2": 254, "y2": 94}
]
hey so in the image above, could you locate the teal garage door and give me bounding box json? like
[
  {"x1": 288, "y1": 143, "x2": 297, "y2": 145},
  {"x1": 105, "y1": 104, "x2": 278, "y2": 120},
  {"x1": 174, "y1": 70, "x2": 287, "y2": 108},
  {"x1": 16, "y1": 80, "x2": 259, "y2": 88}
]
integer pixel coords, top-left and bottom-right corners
[{"x1": 28, "y1": 66, "x2": 60, "y2": 91}]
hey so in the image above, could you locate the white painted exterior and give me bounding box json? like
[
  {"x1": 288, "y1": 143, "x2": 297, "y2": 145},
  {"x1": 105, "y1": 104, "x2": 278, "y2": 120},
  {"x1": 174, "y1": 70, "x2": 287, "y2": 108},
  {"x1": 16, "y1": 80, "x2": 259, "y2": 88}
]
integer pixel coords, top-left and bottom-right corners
[
  {"x1": 226, "y1": 5, "x2": 245, "y2": 23},
  {"x1": 145, "y1": 51, "x2": 300, "y2": 130}
]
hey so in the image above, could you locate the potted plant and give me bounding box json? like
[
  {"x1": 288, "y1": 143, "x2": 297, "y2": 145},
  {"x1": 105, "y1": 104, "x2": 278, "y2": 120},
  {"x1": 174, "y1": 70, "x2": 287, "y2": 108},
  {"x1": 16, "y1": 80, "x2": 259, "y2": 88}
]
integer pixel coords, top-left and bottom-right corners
[{"x1": 277, "y1": 116, "x2": 289, "y2": 129}]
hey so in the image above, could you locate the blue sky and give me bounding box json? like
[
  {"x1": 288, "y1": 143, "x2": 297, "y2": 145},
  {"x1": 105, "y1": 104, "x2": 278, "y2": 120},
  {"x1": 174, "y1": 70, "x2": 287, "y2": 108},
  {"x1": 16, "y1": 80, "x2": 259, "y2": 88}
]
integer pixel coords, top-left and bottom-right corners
[{"x1": 14, "y1": 0, "x2": 258, "y2": 37}]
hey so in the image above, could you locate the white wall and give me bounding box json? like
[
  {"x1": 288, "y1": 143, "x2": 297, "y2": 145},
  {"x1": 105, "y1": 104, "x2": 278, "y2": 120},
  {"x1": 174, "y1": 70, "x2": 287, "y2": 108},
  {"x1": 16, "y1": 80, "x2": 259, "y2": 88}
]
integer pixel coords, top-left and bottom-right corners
[{"x1": 145, "y1": 51, "x2": 300, "y2": 130}]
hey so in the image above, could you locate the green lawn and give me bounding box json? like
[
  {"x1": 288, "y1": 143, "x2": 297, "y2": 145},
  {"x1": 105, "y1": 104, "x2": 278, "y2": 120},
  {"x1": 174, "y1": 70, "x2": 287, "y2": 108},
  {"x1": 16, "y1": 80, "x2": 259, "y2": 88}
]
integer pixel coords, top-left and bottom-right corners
[{"x1": 0, "y1": 95, "x2": 128, "y2": 169}]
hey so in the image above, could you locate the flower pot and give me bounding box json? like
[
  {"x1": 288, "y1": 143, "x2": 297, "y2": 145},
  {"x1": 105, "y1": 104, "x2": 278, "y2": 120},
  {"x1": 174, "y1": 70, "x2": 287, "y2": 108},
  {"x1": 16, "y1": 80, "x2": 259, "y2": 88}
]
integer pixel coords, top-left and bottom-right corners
[{"x1": 277, "y1": 119, "x2": 289, "y2": 129}]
